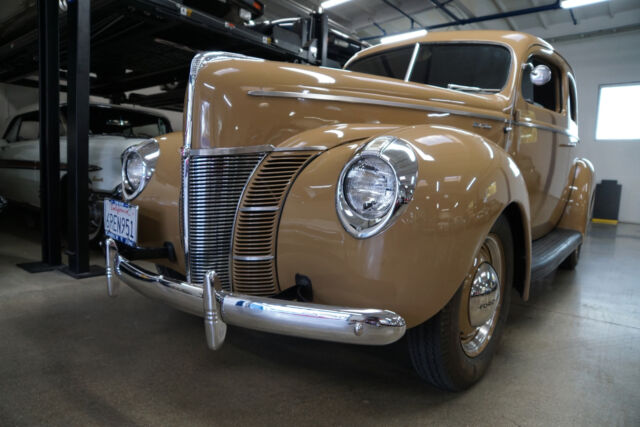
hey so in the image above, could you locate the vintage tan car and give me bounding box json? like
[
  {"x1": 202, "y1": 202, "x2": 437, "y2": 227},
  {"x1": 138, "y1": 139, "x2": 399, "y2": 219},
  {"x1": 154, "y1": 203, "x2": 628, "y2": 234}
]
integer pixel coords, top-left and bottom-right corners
[{"x1": 104, "y1": 30, "x2": 595, "y2": 391}]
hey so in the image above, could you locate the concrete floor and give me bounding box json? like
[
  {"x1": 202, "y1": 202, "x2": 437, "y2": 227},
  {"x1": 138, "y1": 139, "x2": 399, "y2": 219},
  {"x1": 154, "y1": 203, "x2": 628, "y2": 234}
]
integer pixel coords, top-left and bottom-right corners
[{"x1": 0, "y1": 209, "x2": 639, "y2": 426}]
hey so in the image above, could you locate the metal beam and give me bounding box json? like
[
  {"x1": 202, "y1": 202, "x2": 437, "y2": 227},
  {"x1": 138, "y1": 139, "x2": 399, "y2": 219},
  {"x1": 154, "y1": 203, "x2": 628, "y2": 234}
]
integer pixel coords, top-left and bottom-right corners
[
  {"x1": 491, "y1": 0, "x2": 518, "y2": 30},
  {"x1": 314, "y1": 12, "x2": 329, "y2": 67},
  {"x1": 569, "y1": 9, "x2": 578, "y2": 25},
  {"x1": 430, "y1": 0, "x2": 462, "y2": 25},
  {"x1": 451, "y1": 1, "x2": 487, "y2": 30},
  {"x1": 382, "y1": 0, "x2": 423, "y2": 28},
  {"x1": 62, "y1": 0, "x2": 102, "y2": 278},
  {"x1": 37, "y1": 0, "x2": 61, "y2": 268},
  {"x1": 373, "y1": 22, "x2": 387, "y2": 35},
  {"x1": 530, "y1": 0, "x2": 549, "y2": 29}
]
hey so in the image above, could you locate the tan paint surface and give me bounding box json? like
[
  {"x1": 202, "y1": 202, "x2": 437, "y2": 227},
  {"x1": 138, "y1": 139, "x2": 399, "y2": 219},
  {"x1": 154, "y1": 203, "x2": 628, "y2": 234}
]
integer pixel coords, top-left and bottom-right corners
[
  {"x1": 558, "y1": 158, "x2": 596, "y2": 236},
  {"x1": 135, "y1": 132, "x2": 185, "y2": 272}
]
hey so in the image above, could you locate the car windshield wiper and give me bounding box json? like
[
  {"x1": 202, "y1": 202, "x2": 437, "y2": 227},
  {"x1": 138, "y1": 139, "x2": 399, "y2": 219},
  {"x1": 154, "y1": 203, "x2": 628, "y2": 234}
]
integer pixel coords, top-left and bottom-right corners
[{"x1": 447, "y1": 83, "x2": 500, "y2": 93}]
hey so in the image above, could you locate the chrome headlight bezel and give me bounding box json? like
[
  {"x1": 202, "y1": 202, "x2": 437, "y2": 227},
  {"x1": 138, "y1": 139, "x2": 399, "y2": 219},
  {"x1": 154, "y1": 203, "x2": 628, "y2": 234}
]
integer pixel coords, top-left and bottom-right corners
[
  {"x1": 121, "y1": 138, "x2": 159, "y2": 201},
  {"x1": 336, "y1": 136, "x2": 419, "y2": 239}
]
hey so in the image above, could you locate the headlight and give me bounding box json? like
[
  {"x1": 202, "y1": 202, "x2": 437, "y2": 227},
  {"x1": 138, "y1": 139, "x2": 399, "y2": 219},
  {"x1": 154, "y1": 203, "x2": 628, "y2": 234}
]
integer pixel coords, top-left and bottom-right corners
[
  {"x1": 337, "y1": 136, "x2": 418, "y2": 238},
  {"x1": 343, "y1": 156, "x2": 396, "y2": 219},
  {"x1": 121, "y1": 139, "x2": 159, "y2": 200}
]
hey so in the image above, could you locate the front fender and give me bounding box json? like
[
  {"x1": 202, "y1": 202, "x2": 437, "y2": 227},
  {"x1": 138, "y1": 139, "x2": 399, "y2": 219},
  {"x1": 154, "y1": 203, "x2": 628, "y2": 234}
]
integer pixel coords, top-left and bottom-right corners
[{"x1": 277, "y1": 124, "x2": 531, "y2": 327}]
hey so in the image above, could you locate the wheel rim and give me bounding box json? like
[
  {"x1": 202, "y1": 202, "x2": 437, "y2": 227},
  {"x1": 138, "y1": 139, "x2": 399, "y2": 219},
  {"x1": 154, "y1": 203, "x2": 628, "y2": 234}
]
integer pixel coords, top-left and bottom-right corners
[{"x1": 459, "y1": 234, "x2": 505, "y2": 358}]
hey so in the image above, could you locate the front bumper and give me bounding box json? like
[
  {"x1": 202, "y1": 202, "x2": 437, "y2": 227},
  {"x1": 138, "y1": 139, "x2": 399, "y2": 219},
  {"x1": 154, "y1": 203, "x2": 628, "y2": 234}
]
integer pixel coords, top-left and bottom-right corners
[{"x1": 105, "y1": 238, "x2": 406, "y2": 349}]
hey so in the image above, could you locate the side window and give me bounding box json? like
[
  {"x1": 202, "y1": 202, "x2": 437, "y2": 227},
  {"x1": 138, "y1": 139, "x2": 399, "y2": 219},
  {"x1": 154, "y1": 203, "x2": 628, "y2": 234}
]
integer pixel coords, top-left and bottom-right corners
[
  {"x1": 3, "y1": 117, "x2": 21, "y2": 142},
  {"x1": 521, "y1": 56, "x2": 561, "y2": 112},
  {"x1": 568, "y1": 75, "x2": 578, "y2": 123},
  {"x1": 17, "y1": 111, "x2": 40, "y2": 141}
]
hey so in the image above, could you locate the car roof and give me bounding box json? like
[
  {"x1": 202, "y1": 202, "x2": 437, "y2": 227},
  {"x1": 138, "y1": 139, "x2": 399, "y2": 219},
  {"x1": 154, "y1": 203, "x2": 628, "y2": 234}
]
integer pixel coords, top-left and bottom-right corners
[{"x1": 344, "y1": 30, "x2": 555, "y2": 68}]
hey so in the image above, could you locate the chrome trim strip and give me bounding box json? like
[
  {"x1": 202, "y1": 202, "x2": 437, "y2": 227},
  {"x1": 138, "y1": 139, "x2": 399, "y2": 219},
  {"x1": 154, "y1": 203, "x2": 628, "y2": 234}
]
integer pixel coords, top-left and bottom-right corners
[
  {"x1": 190, "y1": 145, "x2": 327, "y2": 156},
  {"x1": 233, "y1": 255, "x2": 274, "y2": 261},
  {"x1": 274, "y1": 146, "x2": 328, "y2": 152},
  {"x1": 105, "y1": 238, "x2": 406, "y2": 349},
  {"x1": 248, "y1": 90, "x2": 509, "y2": 123},
  {"x1": 182, "y1": 153, "x2": 191, "y2": 281},
  {"x1": 404, "y1": 43, "x2": 419, "y2": 82},
  {"x1": 191, "y1": 145, "x2": 275, "y2": 156},
  {"x1": 513, "y1": 120, "x2": 578, "y2": 140},
  {"x1": 239, "y1": 206, "x2": 280, "y2": 212}
]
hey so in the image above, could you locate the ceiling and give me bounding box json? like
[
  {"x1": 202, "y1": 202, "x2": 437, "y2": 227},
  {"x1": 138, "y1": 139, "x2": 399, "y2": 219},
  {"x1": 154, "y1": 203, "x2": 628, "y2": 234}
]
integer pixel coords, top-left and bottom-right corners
[{"x1": 262, "y1": 0, "x2": 640, "y2": 43}]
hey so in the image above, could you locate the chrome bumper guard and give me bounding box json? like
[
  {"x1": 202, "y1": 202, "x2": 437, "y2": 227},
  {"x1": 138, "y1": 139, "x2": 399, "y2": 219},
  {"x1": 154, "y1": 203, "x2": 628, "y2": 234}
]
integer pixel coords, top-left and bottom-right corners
[{"x1": 105, "y1": 238, "x2": 406, "y2": 350}]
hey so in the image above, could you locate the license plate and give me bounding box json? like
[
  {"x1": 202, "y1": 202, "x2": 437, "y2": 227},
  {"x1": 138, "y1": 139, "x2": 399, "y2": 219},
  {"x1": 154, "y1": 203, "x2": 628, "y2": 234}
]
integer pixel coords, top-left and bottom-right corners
[{"x1": 104, "y1": 198, "x2": 138, "y2": 247}]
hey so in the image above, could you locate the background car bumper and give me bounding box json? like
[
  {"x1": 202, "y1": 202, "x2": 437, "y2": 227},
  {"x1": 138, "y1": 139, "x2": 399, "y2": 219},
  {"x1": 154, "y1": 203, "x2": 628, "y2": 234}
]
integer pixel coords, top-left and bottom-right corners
[{"x1": 105, "y1": 238, "x2": 406, "y2": 349}]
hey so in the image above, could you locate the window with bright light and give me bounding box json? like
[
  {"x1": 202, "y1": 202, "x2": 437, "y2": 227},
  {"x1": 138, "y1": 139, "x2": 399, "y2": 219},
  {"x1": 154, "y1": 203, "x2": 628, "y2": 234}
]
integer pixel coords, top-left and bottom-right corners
[{"x1": 595, "y1": 83, "x2": 640, "y2": 141}]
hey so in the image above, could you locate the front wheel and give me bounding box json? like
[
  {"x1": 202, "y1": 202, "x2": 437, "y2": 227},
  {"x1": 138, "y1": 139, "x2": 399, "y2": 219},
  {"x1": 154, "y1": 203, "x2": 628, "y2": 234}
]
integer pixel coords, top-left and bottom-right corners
[{"x1": 407, "y1": 214, "x2": 514, "y2": 391}]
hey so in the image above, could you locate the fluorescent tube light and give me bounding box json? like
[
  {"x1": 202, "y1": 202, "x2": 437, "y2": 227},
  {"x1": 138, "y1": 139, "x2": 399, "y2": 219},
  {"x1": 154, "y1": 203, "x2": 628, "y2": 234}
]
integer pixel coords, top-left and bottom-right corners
[
  {"x1": 321, "y1": 0, "x2": 352, "y2": 9},
  {"x1": 380, "y1": 29, "x2": 427, "y2": 44},
  {"x1": 560, "y1": 0, "x2": 609, "y2": 9}
]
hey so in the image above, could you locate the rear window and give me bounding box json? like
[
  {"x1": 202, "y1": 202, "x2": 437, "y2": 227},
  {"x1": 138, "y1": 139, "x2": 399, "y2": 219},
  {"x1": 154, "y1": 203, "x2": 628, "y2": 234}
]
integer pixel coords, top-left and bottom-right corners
[{"x1": 346, "y1": 45, "x2": 415, "y2": 80}]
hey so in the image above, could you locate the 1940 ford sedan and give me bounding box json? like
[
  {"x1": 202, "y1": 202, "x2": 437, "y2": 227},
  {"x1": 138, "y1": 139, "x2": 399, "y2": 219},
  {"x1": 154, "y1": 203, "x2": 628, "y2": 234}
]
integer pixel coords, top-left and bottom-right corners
[{"x1": 103, "y1": 30, "x2": 594, "y2": 391}]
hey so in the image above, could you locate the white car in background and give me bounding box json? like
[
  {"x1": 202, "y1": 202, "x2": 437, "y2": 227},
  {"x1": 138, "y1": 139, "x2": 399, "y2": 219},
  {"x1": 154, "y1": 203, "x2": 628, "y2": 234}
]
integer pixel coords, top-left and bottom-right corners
[{"x1": 0, "y1": 103, "x2": 173, "y2": 241}]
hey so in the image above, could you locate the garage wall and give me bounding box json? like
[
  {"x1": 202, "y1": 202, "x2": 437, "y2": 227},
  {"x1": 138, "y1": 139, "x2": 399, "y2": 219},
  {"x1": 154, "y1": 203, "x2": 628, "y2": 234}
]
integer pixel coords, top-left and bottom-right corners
[
  {"x1": 554, "y1": 30, "x2": 640, "y2": 224},
  {"x1": 0, "y1": 83, "x2": 183, "y2": 135}
]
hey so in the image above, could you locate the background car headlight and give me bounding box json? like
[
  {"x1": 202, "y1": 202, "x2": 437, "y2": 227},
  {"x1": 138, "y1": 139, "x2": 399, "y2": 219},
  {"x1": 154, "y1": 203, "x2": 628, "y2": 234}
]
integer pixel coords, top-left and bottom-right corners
[
  {"x1": 343, "y1": 156, "x2": 397, "y2": 219},
  {"x1": 121, "y1": 139, "x2": 159, "y2": 201},
  {"x1": 337, "y1": 136, "x2": 418, "y2": 239}
]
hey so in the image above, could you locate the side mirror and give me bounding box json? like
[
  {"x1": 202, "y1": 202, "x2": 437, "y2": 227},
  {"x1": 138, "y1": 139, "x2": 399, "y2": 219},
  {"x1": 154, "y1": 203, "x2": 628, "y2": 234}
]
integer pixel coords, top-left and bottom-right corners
[
  {"x1": 0, "y1": 138, "x2": 8, "y2": 150},
  {"x1": 529, "y1": 64, "x2": 552, "y2": 86}
]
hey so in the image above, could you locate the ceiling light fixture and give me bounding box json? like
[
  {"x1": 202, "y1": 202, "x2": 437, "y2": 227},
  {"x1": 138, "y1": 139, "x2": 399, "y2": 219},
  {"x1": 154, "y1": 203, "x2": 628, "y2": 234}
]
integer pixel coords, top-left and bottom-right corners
[
  {"x1": 321, "y1": 0, "x2": 353, "y2": 9},
  {"x1": 560, "y1": 0, "x2": 609, "y2": 9},
  {"x1": 380, "y1": 29, "x2": 427, "y2": 44}
]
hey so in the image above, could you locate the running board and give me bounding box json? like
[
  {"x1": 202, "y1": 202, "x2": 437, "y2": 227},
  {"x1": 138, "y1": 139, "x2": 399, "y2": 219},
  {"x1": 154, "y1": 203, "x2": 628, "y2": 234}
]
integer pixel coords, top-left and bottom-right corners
[{"x1": 531, "y1": 228, "x2": 582, "y2": 281}]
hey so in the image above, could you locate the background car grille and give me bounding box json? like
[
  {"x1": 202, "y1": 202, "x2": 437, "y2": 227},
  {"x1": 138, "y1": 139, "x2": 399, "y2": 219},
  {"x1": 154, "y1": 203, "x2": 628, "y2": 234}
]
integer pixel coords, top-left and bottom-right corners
[
  {"x1": 186, "y1": 150, "x2": 317, "y2": 294},
  {"x1": 187, "y1": 153, "x2": 265, "y2": 289},
  {"x1": 232, "y1": 152, "x2": 316, "y2": 295}
]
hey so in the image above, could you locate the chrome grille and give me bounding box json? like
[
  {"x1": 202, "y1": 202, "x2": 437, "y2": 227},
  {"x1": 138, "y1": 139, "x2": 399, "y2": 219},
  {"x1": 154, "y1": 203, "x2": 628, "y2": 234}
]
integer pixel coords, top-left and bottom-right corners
[
  {"x1": 187, "y1": 153, "x2": 265, "y2": 288},
  {"x1": 232, "y1": 152, "x2": 316, "y2": 295}
]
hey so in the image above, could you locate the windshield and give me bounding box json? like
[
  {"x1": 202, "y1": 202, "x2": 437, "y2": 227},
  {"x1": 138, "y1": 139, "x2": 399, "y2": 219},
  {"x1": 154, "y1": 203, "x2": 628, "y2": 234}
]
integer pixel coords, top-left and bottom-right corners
[
  {"x1": 60, "y1": 105, "x2": 172, "y2": 138},
  {"x1": 347, "y1": 43, "x2": 511, "y2": 93}
]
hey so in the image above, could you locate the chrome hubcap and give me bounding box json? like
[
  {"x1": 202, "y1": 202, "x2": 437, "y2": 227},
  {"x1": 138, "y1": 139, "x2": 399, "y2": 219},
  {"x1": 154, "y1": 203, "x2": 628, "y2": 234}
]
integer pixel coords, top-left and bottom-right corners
[
  {"x1": 468, "y1": 263, "x2": 500, "y2": 327},
  {"x1": 460, "y1": 235, "x2": 504, "y2": 358}
]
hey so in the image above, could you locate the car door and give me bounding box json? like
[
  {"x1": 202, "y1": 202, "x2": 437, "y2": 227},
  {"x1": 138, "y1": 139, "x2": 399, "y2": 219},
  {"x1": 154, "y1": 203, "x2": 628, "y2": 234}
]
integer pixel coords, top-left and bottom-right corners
[
  {"x1": 512, "y1": 48, "x2": 574, "y2": 239},
  {"x1": 0, "y1": 112, "x2": 41, "y2": 207}
]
